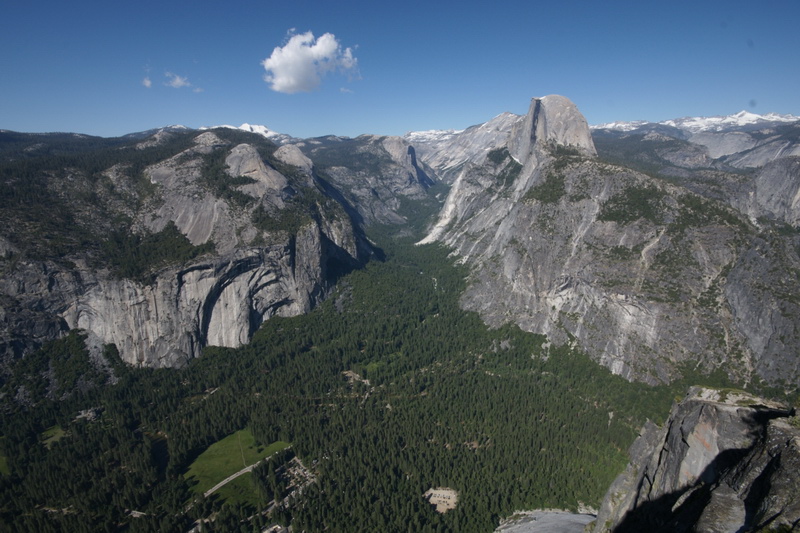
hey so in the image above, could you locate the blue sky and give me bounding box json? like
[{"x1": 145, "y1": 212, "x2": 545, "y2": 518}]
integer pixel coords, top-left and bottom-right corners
[{"x1": 2, "y1": 0, "x2": 798, "y2": 138}]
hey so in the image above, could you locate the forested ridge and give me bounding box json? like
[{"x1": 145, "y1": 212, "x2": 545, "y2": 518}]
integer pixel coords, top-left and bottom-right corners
[{"x1": 0, "y1": 127, "x2": 315, "y2": 274}]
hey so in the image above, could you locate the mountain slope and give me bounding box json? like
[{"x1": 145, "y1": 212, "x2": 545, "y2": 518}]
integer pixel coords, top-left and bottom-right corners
[
  {"x1": 0, "y1": 128, "x2": 370, "y2": 368},
  {"x1": 1, "y1": 101, "x2": 799, "y2": 533},
  {"x1": 293, "y1": 134, "x2": 438, "y2": 227},
  {"x1": 417, "y1": 96, "x2": 800, "y2": 387},
  {"x1": 593, "y1": 111, "x2": 800, "y2": 169},
  {"x1": 593, "y1": 110, "x2": 799, "y2": 133},
  {"x1": 4, "y1": 101, "x2": 799, "y2": 387},
  {"x1": 405, "y1": 112, "x2": 523, "y2": 183}
]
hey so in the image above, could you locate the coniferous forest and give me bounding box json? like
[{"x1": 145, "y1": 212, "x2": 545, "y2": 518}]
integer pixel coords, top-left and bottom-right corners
[{"x1": 0, "y1": 217, "x2": 749, "y2": 532}]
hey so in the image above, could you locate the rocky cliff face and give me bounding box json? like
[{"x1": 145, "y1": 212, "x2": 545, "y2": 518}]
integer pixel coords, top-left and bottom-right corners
[
  {"x1": 3, "y1": 100, "x2": 799, "y2": 387},
  {"x1": 507, "y1": 95, "x2": 596, "y2": 162},
  {"x1": 61, "y1": 225, "x2": 340, "y2": 367},
  {"x1": 593, "y1": 124, "x2": 800, "y2": 229},
  {"x1": 417, "y1": 96, "x2": 800, "y2": 387},
  {"x1": 294, "y1": 134, "x2": 436, "y2": 226},
  {"x1": 407, "y1": 96, "x2": 596, "y2": 186},
  {"x1": 591, "y1": 387, "x2": 799, "y2": 533},
  {"x1": 406, "y1": 112, "x2": 523, "y2": 184},
  {"x1": 0, "y1": 128, "x2": 369, "y2": 368},
  {"x1": 717, "y1": 123, "x2": 800, "y2": 169},
  {"x1": 419, "y1": 95, "x2": 595, "y2": 245},
  {"x1": 740, "y1": 156, "x2": 800, "y2": 226}
]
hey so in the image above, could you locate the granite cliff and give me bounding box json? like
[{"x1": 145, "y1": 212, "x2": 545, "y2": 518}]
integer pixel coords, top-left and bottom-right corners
[
  {"x1": 414, "y1": 96, "x2": 800, "y2": 387},
  {"x1": 591, "y1": 387, "x2": 800, "y2": 532},
  {"x1": 0, "y1": 128, "x2": 369, "y2": 367},
  {"x1": 405, "y1": 111, "x2": 522, "y2": 184},
  {"x1": 293, "y1": 134, "x2": 437, "y2": 226}
]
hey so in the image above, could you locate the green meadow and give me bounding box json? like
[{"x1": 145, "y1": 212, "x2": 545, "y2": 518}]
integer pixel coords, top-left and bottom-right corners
[
  {"x1": 41, "y1": 426, "x2": 66, "y2": 449},
  {"x1": 184, "y1": 428, "x2": 289, "y2": 502}
]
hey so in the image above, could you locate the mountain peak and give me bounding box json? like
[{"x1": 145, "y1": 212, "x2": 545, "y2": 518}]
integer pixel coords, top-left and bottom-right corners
[
  {"x1": 203, "y1": 123, "x2": 297, "y2": 145},
  {"x1": 508, "y1": 95, "x2": 596, "y2": 162}
]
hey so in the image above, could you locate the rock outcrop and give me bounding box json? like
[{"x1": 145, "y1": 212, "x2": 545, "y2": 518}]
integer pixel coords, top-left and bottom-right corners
[
  {"x1": 4, "y1": 101, "x2": 800, "y2": 386},
  {"x1": 507, "y1": 95, "x2": 596, "y2": 163},
  {"x1": 592, "y1": 112, "x2": 800, "y2": 170},
  {"x1": 591, "y1": 387, "x2": 799, "y2": 532},
  {"x1": 745, "y1": 156, "x2": 800, "y2": 226},
  {"x1": 407, "y1": 95, "x2": 596, "y2": 185},
  {"x1": 594, "y1": 128, "x2": 800, "y2": 230}
]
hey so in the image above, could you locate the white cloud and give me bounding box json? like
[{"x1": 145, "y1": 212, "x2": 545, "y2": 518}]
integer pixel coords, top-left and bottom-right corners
[
  {"x1": 142, "y1": 76, "x2": 152, "y2": 88},
  {"x1": 165, "y1": 72, "x2": 191, "y2": 89},
  {"x1": 261, "y1": 30, "x2": 359, "y2": 94}
]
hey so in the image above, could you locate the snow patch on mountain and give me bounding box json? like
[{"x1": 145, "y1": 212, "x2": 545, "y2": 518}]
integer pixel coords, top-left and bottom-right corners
[
  {"x1": 405, "y1": 112, "x2": 523, "y2": 182},
  {"x1": 663, "y1": 111, "x2": 799, "y2": 132},
  {"x1": 593, "y1": 111, "x2": 799, "y2": 133},
  {"x1": 204, "y1": 123, "x2": 298, "y2": 145},
  {"x1": 590, "y1": 120, "x2": 649, "y2": 132},
  {"x1": 404, "y1": 128, "x2": 464, "y2": 144}
]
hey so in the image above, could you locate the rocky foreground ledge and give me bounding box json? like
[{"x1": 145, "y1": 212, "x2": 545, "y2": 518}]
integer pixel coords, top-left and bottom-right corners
[
  {"x1": 494, "y1": 510, "x2": 595, "y2": 533},
  {"x1": 591, "y1": 386, "x2": 800, "y2": 532}
]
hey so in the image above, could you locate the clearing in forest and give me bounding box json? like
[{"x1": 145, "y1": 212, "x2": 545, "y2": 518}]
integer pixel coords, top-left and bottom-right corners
[
  {"x1": 184, "y1": 428, "x2": 290, "y2": 500},
  {"x1": 41, "y1": 425, "x2": 66, "y2": 449},
  {"x1": 423, "y1": 487, "x2": 459, "y2": 513}
]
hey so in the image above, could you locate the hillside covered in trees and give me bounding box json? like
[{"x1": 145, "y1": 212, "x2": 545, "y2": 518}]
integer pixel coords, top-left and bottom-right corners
[{"x1": 0, "y1": 218, "x2": 765, "y2": 531}]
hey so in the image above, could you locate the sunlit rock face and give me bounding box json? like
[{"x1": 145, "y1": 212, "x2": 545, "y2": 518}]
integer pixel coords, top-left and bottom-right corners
[
  {"x1": 294, "y1": 134, "x2": 436, "y2": 226},
  {"x1": 508, "y1": 95, "x2": 597, "y2": 163},
  {"x1": 61, "y1": 225, "x2": 336, "y2": 367},
  {"x1": 0, "y1": 129, "x2": 368, "y2": 368},
  {"x1": 749, "y1": 156, "x2": 800, "y2": 226},
  {"x1": 406, "y1": 112, "x2": 523, "y2": 184},
  {"x1": 416, "y1": 95, "x2": 800, "y2": 387},
  {"x1": 4, "y1": 100, "x2": 800, "y2": 387}
]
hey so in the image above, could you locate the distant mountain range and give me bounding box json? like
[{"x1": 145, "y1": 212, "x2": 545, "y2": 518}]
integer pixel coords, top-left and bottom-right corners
[
  {"x1": 400, "y1": 109, "x2": 800, "y2": 147},
  {"x1": 208, "y1": 123, "x2": 300, "y2": 145},
  {"x1": 205, "y1": 109, "x2": 800, "y2": 148},
  {"x1": 3, "y1": 102, "x2": 800, "y2": 384},
  {"x1": 592, "y1": 110, "x2": 800, "y2": 133}
]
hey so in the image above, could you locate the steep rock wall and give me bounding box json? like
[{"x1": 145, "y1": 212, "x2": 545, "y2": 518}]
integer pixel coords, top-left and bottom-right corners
[
  {"x1": 408, "y1": 112, "x2": 523, "y2": 184},
  {"x1": 59, "y1": 224, "x2": 336, "y2": 367},
  {"x1": 591, "y1": 387, "x2": 799, "y2": 533},
  {"x1": 750, "y1": 156, "x2": 800, "y2": 226},
  {"x1": 508, "y1": 95, "x2": 596, "y2": 163},
  {"x1": 418, "y1": 95, "x2": 800, "y2": 386},
  {"x1": 297, "y1": 135, "x2": 436, "y2": 225},
  {"x1": 3, "y1": 212, "x2": 361, "y2": 369}
]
